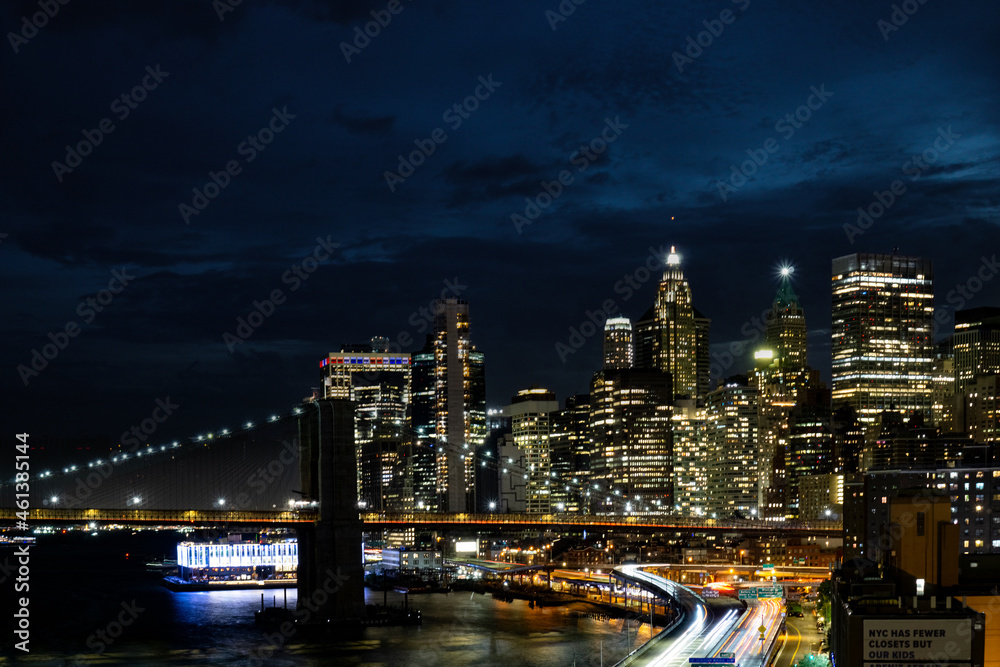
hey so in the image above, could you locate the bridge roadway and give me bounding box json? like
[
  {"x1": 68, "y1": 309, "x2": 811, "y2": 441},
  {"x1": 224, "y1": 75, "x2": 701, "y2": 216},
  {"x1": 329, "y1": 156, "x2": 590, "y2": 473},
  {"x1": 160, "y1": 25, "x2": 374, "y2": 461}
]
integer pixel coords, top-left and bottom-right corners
[
  {"x1": 0, "y1": 508, "x2": 842, "y2": 537},
  {"x1": 0, "y1": 508, "x2": 319, "y2": 525},
  {"x1": 361, "y1": 511, "x2": 842, "y2": 536}
]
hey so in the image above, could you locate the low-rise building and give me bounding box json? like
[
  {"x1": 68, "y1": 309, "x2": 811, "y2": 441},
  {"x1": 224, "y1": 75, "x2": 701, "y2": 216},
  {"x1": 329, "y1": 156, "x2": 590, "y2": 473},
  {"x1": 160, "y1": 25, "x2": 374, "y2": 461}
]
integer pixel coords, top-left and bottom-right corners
[{"x1": 380, "y1": 548, "x2": 442, "y2": 572}]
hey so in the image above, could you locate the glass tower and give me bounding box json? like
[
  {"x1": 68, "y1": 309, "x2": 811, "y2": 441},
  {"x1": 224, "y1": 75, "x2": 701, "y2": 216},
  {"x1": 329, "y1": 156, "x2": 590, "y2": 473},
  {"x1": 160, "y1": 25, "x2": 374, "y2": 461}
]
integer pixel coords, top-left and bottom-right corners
[{"x1": 831, "y1": 252, "x2": 934, "y2": 424}]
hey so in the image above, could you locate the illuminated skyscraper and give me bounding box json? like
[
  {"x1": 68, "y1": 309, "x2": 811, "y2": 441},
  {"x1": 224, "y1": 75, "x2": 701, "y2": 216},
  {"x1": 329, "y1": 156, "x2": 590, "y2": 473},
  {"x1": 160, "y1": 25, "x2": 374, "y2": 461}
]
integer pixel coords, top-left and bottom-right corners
[
  {"x1": 502, "y1": 388, "x2": 559, "y2": 514},
  {"x1": 766, "y1": 270, "x2": 807, "y2": 370},
  {"x1": 953, "y1": 307, "x2": 1000, "y2": 397},
  {"x1": 590, "y1": 368, "x2": 673, "y2": 514},
  {"x1": 603, "y1": 317, "x2": 634, "y2": 369},
  {"x1": 694, "y1": 308, "x2": 712, "y2": 401},
  {"x1": 319, "y1": 341, "x2": 411, "y2": 512},
  {"x1": 424, "y1": 298, "x2": 487, "y2": 512},
  {"x1": 831, "y1": 252, "x2": 934, "y2": 424},
  {"x1": 672, "y1": 398, "x2": 707, "y2": 516},
  {"x1": 705, "y1": 377, "x2": 759, "y2": 518},
  {"x1": 655, "y1": 246, "x2": 698, "y2": 399},
  {"x1": 755, "y1": 270, "x2": 809, "y2": 518},
  {"x1": 549, "y1": 394, "x2": 592, "y2": 513}
]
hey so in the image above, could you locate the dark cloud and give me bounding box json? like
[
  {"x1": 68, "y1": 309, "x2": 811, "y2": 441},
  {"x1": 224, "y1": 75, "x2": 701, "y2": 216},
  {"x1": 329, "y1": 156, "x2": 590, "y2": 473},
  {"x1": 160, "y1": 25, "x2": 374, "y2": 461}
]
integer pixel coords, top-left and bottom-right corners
[
  {"x1": 1, "y1": 0, "x2": 999, "y2": 448},
  {"x1": 331, "y1": 105, "x2": 395, "y2": 135}
]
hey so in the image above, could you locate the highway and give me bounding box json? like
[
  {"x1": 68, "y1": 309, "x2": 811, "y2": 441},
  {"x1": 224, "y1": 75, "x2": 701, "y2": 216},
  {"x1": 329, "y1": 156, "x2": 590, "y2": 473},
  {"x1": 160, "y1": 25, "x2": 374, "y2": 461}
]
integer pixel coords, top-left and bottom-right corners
[
  {"x1": 711, "y1": 598, "x2": 783, "y2": 666},
  {"x1": 614, "y1": 565, "x2": 744, "y2": 667},
  {"x1": 613, "y1": 565, "x2": 789, "y2": 667}
]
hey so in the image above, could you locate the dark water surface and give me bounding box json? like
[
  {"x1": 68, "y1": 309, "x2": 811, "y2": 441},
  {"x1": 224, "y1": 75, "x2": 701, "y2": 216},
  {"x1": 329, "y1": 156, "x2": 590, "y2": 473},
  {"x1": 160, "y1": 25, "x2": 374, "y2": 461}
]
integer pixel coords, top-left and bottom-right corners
[{"x1": 1, "y1": 532, "x2": 647, "y2": 665}]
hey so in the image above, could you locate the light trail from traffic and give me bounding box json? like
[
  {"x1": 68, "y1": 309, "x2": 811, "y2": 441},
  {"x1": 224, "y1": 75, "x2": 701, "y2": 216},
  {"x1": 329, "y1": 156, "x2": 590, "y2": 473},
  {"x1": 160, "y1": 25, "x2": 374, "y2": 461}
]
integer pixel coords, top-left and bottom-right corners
[{"x1": 615, "y1": 564, "x2": 745, "y2": 667}]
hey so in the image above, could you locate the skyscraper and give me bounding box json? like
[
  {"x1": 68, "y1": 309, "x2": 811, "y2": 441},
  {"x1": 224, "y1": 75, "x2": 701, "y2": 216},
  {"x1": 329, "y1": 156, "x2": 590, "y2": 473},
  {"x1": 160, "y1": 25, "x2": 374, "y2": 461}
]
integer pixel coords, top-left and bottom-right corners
[
  {"x1": 422, "y1": 298, "x2": 487, "y2": 512},
  {"x1": 953, "y1": 307, "x2": 1000, "y2": 397},
  {"x1": 672, "y1": 398, "x2": 707, "y2": 516},
  {"x1": 655, "y1": 246, "x2": 698, "y2": 399},
  {"x1": 589, "y1": 368, "x2": 673, "y2": 514},
  {"x1": 502, "y1": 388, "x2": 559, "y2": 514},
  {"x1": 603, "y1": 317, "x2": 634, "y2": 369},
  {"x1": 705, "y1": 377, "x2": 759, "y2": 518},
  {"x1": 694, "y1": 308, "x2": 712, "y2": 401},
  {"x1": 831, "y1": 252, "x2": 934, "y2": 424},
  {"x1": 755, "y1": 270, "x2": 812, "y2": 518},
  {"x1": 765, "y1": 271, "x2": 807, "y2": 371},
  {"x1": 549, "y1": 394, "x2": 592, "y2": 513},
  {"x1": 319, "y1": 341, "x2": 411, "y2": 512}
]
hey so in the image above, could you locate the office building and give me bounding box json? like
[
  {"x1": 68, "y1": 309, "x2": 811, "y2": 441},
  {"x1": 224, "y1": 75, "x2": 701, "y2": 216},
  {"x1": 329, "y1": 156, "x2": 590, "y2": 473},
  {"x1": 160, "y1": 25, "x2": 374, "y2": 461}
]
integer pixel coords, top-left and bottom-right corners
[
  {"x1": 831, "y1": 252, "x2": 935, "y2": 424},
  {"x1": 602, "y1": 317, "x2": 634, "y2": 370},
  {"x1": 954, "y1": 307, "x2": 1000, "y2": 397},
  {"x1": 705, "y1": 377, "x2": 759, "y2": 517},
  {"x1": 968, "y1": 374, "x2": 1000, "y2": 443},
  {"x1": 672, "y1": 398, "x2": 707, "y2": 516},
  {"x1": 655, "y1": 246, "x2": 698, "y2": 399},
  {"x1": 549, "y1": 394, "x2": 592, "y2": 513},
  {"x1": 320, "y1": 341, "x2": 411, "y2": 512},
  {"x1": 414, "y1": 299, "x2": 486, "y2": 513},
  {"x1": 694, "y1": 308, "x2": 712, "y2": 401},
  {"x1": 501, "y1": 388, "x2": 559, "y2": 514},
  {"x1": 589, "y1": 368, "x2": 673, "y2": 514}
]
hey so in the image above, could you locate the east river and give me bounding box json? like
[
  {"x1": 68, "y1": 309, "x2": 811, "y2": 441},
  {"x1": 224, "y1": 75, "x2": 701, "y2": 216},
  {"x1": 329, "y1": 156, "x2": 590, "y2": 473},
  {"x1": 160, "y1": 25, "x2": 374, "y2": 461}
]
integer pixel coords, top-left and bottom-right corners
[{"x1": 1, "y1": 532, "x2": 652, "y2": 665}]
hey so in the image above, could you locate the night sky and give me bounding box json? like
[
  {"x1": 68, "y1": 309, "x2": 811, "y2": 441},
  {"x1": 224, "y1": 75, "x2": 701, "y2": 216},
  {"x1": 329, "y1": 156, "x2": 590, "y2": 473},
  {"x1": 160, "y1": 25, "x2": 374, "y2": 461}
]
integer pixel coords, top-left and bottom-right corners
[{"x1": 3, "y1": 0, "x2": 999, "y2": 452}]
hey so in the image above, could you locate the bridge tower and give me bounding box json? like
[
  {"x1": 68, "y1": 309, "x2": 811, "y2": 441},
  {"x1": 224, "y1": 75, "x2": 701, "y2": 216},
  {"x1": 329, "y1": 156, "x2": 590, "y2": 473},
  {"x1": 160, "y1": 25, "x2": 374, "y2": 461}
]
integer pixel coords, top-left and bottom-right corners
[{"x1": 297, "y1": 398, "x2": 365, "y2": 623}]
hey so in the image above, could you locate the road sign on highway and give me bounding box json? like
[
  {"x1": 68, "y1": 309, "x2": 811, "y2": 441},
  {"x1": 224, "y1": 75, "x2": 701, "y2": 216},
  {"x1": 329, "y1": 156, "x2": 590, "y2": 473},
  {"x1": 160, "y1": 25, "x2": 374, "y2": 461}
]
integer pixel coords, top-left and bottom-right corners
[
  {"x1": 762, "y1": 563, "x2": 774, "y2": 569},
  {"x1": 738, "y1": 589, "x2": 757, "y2": 600},
  {"x1": 758, "y1": 624, "x2": 767, "y2": 633},
  {"x1": 689, "y1": 659, "x2": 735, "y2": 664},
  {"x1": 757, "y1": 586, "x2": 783, "y2": 598},
  {"x1": 720, "y1": 653, "x2": 735, "y2": 659}
]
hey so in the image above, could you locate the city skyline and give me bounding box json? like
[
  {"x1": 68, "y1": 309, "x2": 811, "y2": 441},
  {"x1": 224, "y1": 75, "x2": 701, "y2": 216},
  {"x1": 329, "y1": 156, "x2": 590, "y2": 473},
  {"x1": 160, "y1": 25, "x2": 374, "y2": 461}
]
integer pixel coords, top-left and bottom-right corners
[{"x1": 3, "y1": 1, "x2": 999, "y2": 447}]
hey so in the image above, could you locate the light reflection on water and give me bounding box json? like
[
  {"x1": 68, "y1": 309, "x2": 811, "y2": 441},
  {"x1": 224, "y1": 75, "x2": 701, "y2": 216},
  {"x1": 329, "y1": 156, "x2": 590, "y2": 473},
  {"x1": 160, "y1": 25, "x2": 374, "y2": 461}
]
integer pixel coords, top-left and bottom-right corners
[{"x1": 13, "y1": 565, "x2": 648, "y2": 666}]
